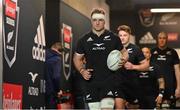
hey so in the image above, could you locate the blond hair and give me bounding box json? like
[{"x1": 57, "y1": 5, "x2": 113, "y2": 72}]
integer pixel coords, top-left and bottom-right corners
[{"x1": 117, "y1": 25, "x2": 131, "y2": 34}]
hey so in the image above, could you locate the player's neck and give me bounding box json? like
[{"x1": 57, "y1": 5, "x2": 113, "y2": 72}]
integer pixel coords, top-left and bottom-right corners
[
  {"x1": 146, "y1": 58, "x2": 150, "y2": 62},
  {"x1": 92, "y1": 29, "x2": 105, "y2": 37},
  {"x1": 51, "y1": 48, "x2": 62, "y2": 55},
  {"x1": 124, "y1": 42, "x2": 130, "y2": 48},
  {"x1": 158, "y1": 45, "x2": 167, "y2": 50}
]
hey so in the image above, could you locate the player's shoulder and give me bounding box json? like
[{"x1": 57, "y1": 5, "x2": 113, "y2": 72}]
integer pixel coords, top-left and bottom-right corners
[
  {"x1": 128, "y1": 43, "x2": 140, "y2": 50},
  {"x1": 107, "y1": 30, "x2": 118, "y2": 38},
  {"x1": 78, "y1": 31, "x2": 93, "y2": 42},
  {"x1": 150, "y1": 62, "x2": 159, "y2": 69},
  {"x1": 150, "y1": 47, "x2": 158, "y2": 52},
  {"x1": 167, "y1": 47, "x2": 176, "y2": 52}
]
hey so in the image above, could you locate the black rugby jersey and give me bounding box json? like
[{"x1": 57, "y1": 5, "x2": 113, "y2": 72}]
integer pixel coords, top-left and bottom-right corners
[
  {"x1": 138, "y1": 62, "x2": 163, "y2": 96},
  {"x1": 121, "y1": 43, "x2": 145, "y2": 77},
  {"x1": 151, "y1": 47, "x2": 179, "y2": 91},
  {"x1": 126, "y1": 43, "x2": 145, "y2": 65},
  {"x1": 75, "y1": 30, "x2": 123, "y2": 83}
]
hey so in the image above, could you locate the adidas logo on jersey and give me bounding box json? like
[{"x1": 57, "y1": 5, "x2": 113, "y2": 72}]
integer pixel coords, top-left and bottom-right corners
[
  {"x1": 32, "y1": 15, "x2": 46, "y2": 62},
  {"x1": 87, "y1": 37, "x2": 93, "y2": 42},
  {"x1": 139, "y1": 32, "x2": 156, "y2": 44},
  {"x1": 107, "y1": 91, "x2": 113, "y2": 96}
]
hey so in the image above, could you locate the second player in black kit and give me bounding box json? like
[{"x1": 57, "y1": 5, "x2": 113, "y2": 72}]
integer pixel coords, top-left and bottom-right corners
[
  {"x1": 115, "y1": 25, "x2": 149, "y2": 109},
  {"x1": 139, "y1": 47, "x2": 165, "y2": 109},
  {"x1": 151, "y1": 32, "x2": 180, "y2": 108},
  {"x1": 121, "y1": 43, "x2": 146, "y2": 107}
]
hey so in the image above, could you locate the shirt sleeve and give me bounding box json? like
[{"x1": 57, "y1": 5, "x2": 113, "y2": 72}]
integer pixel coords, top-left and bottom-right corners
[
  {"x1": 52, "y1": 57, "x2": 61, "y2": 92},
  {"x1": 136, "y1": 46, "x2": 145, "y2": 62},
  {"x1": 75, "y1": 38, "x2": 85, "y2": 54},
  {"x1": 154, "y1": 64, "x2": 164, "y2": 79},
  {"x1": 172, "y1": 49, "x2": 180, "y2": 65},
  {"x1": 115, "y1": 35, "x2": 123, "y2": 51}
]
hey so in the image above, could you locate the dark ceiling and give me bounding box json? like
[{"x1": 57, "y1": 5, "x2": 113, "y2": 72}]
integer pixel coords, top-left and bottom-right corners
[{"x1": 106, "y1": 0, "x2": 180, "y2": 11}]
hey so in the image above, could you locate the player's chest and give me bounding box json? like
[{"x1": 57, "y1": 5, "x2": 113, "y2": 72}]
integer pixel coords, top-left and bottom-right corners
[
  {"x1": 85, "y1": 38, "x2": 115, "y2": 52},
  {"x1": 152, "y1": 50, "x2": 173, "y2": 62}
]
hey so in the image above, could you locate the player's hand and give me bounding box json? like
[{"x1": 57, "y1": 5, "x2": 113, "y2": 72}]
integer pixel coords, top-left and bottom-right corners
[
  {"x1": 175, "y1": 88, "x2": 180, "y2": 98},
  {"x1": 80, "y1": 69, "x2": 93, "y2": 80},
  {"x1": 57, "y1": 90, "x2": 63, "y2": 98},
  {"x1": 155, "y1": 95, "x2": 163, "y2": 105},
  {"x1": 124, "y1": 62, "x2": 134, "y2": 70},
  {"x1": 118, "y1": 58, "x2": 125, "y2": 68}
]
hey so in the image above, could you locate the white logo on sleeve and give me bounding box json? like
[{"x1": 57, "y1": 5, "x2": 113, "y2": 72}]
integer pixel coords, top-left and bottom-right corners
[{"x1": 32, "y1": 15, "x2": 46, "y2": 62}]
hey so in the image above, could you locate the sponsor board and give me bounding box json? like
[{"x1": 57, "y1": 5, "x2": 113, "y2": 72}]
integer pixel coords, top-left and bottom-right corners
[
  {"x1": 61, "y1": 24, "x2": 73, "y2": 80},
  {"x1": 3, "y1": 83, "x2": 23, "y2": 109},
  {"x1": 32, "y1": 15, "x2": 46, "y2": 62},
  {"x1": 159, "y1": 13, "x2": 178, "y2": 25},
  {"x1": 40, "y1": 79, "x2": 46, "y2": 94},
  {"x1": 30, "y1": 106, "x2": 46, "y2": 110},
  {"x1": 167, "y1": 33, "x2": 178, "y2": 41},
  {"x1": 139, "y1": 9, "x2": 155, "y2": 27},
  {"x1": 139, "y1": 32, "x2": 156, "y2": 44},
  {"x1": 28, "y1": 72, "x2": 39, "y2": 96},
  {"x1": 3, "y1": 0, "x2": 20, "y2": 67}
]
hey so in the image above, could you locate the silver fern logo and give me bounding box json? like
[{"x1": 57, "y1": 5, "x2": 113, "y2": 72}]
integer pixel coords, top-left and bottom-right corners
[
  {"x1": 139, "y1": 9, "x2": 155, "y2": 27},
  {"x1": 3, "y1": 0, "x2": 20, "y2": 68}
]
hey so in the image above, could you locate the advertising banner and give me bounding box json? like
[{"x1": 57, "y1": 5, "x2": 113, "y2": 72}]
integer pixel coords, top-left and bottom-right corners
[
  {"x1": 60, "y1": 2, "x2": 91, "y2": 91},
  {"x1": 3, "y1": 0, "x2": 46, "y2": 109},
  {"x1": 3, "y1": 83, "x2": 22, "y2": 109},
  {"x1": 136, "y1": 9, "x2": 180, "y2": 48}
]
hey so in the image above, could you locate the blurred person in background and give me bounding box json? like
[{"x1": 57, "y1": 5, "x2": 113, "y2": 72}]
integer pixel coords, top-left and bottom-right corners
[
  {"x1": 151, "y1": 32, "x2": 180, "y2": 109},
  {"x1": 45, "y1": 42, "x2": 63, "y2": 109},
  {"x1": 139, "y1": 47, "x2": 165, "y2": 109},
  {"x1": 72, "y1": 57, "x2": 89, "y2": 109}
]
